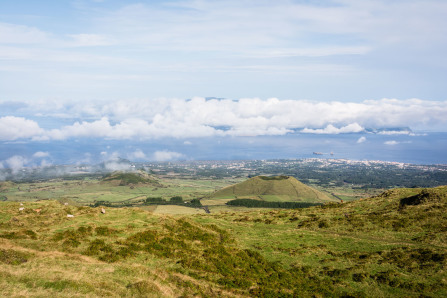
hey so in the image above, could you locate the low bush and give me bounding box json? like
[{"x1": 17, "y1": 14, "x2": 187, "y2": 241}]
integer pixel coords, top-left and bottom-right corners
[{"x1": 0, "y1": 249, "x2": 30, "y2": 265}]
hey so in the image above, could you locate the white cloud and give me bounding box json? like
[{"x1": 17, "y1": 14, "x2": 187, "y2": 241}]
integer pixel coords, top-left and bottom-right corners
[
  {"x1": 0, "y1": 22, "x2": 48, "y2": 44},
  {"x1": 183, "y1": 141, "x2": 192, "y2": 145},
  {"x1": 39, "y1": 159, "x2": 52, "y2": 167},
  {"x1": 128, "y1": 149, "x2": 147, "y2": 160},
  {"x1": 97, "y1": 1, "x2": 447, "y2": 54},
  {"x1": 104, "y1": 161, "x2": 132, "y2": 172},
  {"x1": 384, "y1": 140, "x2": 399, "y2": 146},
  {"x1": 357, "y1": 136, "x2": 366, "y2": 144},
  {"x1": 152, "y1": 150, "x2": 184, "y2": 162},
  {"x1": 79, "y1": 153, "x2": 93, "y2": 164},
  {"x1": 377, "y1": 130, "x2": 414, "y2": 136},
  {"x1": 5, "y1": 155, "x2": 28, "y2": 174},
  {"x1": 0, "y1": 116, "x2": 44, "y2": 141},
  {"x1": 384, "y1": 140, "x2": 412, "y2": 146},
  {"x1": 33, "y1": 151, "x2": 50, "y2": 158},
  {"x1": 301, "y1": 123, "x2": 364, "y2": 134},
  {"x1": 0, "y1": 98, "x2": 446, "y2": 141},
  {"x1": 67, "y1": 34, "x2": 114, "y2": 47}
]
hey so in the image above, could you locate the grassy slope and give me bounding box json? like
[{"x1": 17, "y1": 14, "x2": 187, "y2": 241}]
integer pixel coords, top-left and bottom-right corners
[
  {"x1": 1, "y1": 186, "x2": 446, "y2": 297},
  {"x1": 211, "y1": 175, "x2": 336, "y2": 203},
  {"x1": 0, "y1": 177, "x2": 237, "y2": 205}
]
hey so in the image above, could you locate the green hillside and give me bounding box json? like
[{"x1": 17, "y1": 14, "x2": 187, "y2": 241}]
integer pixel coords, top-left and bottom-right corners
[
  {"x1": 102, "y1": 171, "x2": 162, "y2": 187},
  {"x1": 211, "y1": 175, "x2": 336, "y2": 203},
  {"x1": 0, "y1": 186, "x2": 446, "y2": 296}
]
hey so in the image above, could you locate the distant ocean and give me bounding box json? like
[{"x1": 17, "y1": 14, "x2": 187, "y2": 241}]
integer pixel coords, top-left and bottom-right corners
[{"x1": 1, "y1": 132, "x2": 447, "y2": 166}]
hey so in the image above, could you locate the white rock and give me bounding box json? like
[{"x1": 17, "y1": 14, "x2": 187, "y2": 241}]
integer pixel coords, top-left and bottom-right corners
[{"x1": 67, "y1": 214, "x2": 74, "y2": 218}]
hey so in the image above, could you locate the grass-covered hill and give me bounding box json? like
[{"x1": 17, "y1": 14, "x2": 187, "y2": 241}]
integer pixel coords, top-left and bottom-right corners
[
  {"x1": 211, "y1": 175, "x2": 335, "y2": 203},
  {"x1": 101, "y1": 171, "x2": 163, "y2": 187},
  {"x1": 1, "y1": 185, "x2": 446, "y2": 296}
]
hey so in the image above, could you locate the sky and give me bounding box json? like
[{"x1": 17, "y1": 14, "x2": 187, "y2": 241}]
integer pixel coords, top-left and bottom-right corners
[{"x1": 1, "y1": 0, "x2": 447, "y2": 168}]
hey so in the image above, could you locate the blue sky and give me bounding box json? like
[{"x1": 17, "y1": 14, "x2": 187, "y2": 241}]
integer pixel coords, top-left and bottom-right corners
[
  {"x1": 1, "y1": 0, "x2": 446, "y2": 101},
  {"x1": 1, "y1": 0, "x2": 447, "y2": 168}
]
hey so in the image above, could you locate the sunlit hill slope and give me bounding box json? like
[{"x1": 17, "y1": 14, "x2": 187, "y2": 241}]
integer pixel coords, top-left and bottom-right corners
[{"x1": 211, "y1": 175, "x2": 335, "y2": 203}]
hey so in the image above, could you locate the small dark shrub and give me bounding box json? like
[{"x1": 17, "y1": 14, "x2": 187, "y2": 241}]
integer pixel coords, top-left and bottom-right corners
[
  {"x1": 318, "y1": 220, "x2": 329, "y2": 228},
  {"x1": 0, "y1": 249, "x2": 29, "y2": 265},
  {"x1": 77, "y1": 226, "x2": 93, "y2": 236},
  {"x1": 95, "y1": 226, "x2": 117, "y2": 236},
  {"x1": 352, "y1": 272, "x2": 369, "y2": 282}
]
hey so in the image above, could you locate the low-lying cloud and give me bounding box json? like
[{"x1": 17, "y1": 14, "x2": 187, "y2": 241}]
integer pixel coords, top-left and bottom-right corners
[
  {"x1": 384, "y1": 140, "x2": 412, "y2": 146},
  {"x1": 4, "y1": 155, "x2": 28, "y2": 174},
  {"x1": 301, "y1": 123, "x2": 364, "y2": 134},
  {"x1": 1, "y1": 97, "x2": 446, "y2": 141},
  {"x1": 152, "y1": 151, "x2": 185, "y2": 162}
]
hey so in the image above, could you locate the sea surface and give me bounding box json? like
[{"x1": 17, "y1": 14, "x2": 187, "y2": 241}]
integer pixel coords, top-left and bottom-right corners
[{"x1": 1, "y1": 132, "x2": 446, "y2": 166}]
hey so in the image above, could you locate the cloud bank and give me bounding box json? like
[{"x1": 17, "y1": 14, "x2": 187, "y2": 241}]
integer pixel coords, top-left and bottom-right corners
[
  {"x1": 152, "y1": 151, "x2": 185, "y2": 162},
  {"x1": 1, "y1": 97, "x2": 446, "y2": 141}
]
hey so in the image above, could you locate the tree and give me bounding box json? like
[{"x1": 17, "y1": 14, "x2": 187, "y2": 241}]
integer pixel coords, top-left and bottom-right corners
[
  {"x1": 169, "y1": 196, "x2": 183, "y2": 203},
  {"x1": 190, "y1": 198, "x2": 202, "y2": 207}
]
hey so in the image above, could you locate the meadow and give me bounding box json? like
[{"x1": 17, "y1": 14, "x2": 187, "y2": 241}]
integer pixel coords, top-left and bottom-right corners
[{"x1": 1, "y1": 174, "x2": 446, "y2": 297}]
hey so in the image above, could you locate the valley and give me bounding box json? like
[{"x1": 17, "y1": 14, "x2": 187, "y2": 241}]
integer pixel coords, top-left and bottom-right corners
[{"x1": 1, "y1": 160, "x2": 447, "y2": 297}]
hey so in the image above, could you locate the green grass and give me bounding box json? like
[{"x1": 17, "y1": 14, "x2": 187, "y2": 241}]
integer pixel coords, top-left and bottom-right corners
[
  {"x1": 1, "y1": 176, "x2": 447, "y2": 296},
  {"x1": 1, "y1": 177, "x2": 238, "y2": 206},
  {"x1": 212, "y1": 175, "x2": 336, "y2": 203}
]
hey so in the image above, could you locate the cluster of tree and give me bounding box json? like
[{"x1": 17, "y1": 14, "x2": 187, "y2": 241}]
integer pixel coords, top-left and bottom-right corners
[
  {"x1": 258, "y1": 176, "x2": 289, "y2": 181},
  {"x1": 226, "y1": 199, "x2": 322, "y2": 209},
  {"x1": 144, "y1": 197, "x2": 164, "y2": 204},
  {"x1": 144, "y1": 196, "x2": 202, "y2": 207}
]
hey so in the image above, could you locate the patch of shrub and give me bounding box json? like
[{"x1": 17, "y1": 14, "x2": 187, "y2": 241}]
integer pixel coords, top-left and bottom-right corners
[
  {"x1": 399, "y1": 188, "x2": 446, "y2": 208},
  {"x1": 83, "y1": 239, "x2": 114, "y2": 257},
  {"x1": 372, "y1": 270, "x2": 399, "y2": 286},
  {"x1": 77, "y1": 226, "x2": 93, "y2": 236},
  {"x1": 318, "y1": 219, "x2": 330, "y2": 228},
  {"x1": 380, "y1": 247, "x2": 446, "y2": 270},
  {"x1": 258, "y1": 175, "x2": 289, "y2": 181},
  {"x1": 352, "y1": 272, "x2": 369, "y2": 282},
  {"x1": 321, "y1": 267, "x2": 350, "y2": 280},
  {"x1": 127, "y1": 229, "x2": 159, "y2": 244},
  {"x1": 95, "y1": 226, "x2": 118, "y2": 236},
  {"x1": 0, "y1": 249, "x2": 30, "y2": 265},
  {"x1": 62, "y1": 238, "x2": 81, "y2": 248},
  {"x1": 0, "y1": 229, "x2": 37, "y2": 240}
]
